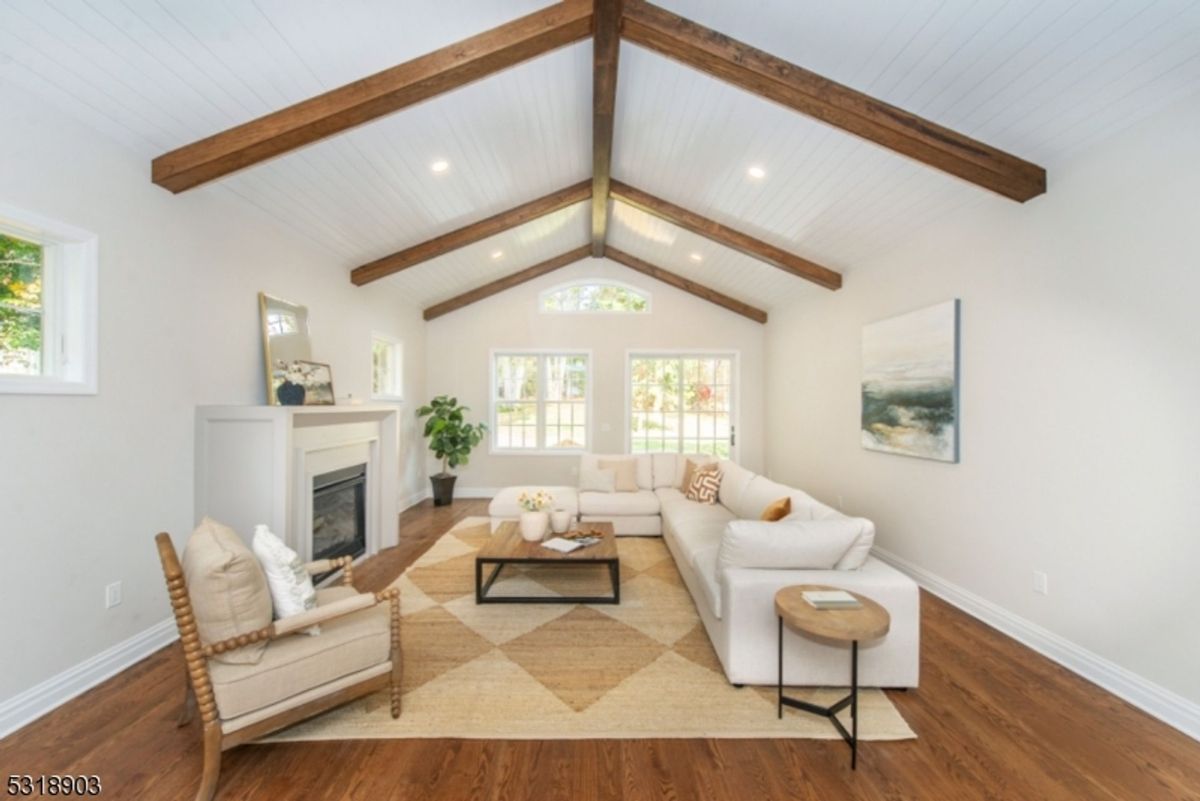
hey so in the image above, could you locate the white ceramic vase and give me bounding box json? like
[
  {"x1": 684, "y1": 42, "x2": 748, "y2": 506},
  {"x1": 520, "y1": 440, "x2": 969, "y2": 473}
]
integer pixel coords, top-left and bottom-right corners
[
  {"x1": 519, "y1": 511, "x2": 549, "y2": 542},
  {"x1": 550, "y1": 508, "x2": 572, "y2": 534}
]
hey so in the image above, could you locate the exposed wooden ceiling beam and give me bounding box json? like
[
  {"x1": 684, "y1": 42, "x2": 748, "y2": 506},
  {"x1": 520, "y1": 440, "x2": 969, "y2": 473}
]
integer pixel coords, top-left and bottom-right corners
[
  {"x1": 352, "y1": 181, "x2": 592, "y2": 285},
  {"x1": 152, "y1": 0, "x2": 594, "y2": 193},
  {"x1": 609, "y1": 180, "x2": 841, "y2": 290},
  {"x1": 621, "y1": 0, "x2": 1046, "y2": 202},
  {"x1": 591, "y1": 0, "x2": 622, "y2": 256},
  {"x1": 424, "y1": 246, "x2": 592, "y2": 320},
  {"x1": 604, "y1": 246, "x2": 767, "y2": 323}
]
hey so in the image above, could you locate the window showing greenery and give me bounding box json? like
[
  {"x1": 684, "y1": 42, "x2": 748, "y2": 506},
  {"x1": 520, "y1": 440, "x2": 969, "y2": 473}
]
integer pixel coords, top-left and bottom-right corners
[
  {"x1": 630, "y1": 355, "x2": 735, "y2": 458},
  {"x1": 493, "y1": 352, "x2": 589, "y2": 450},
  {"x1": 540, "y1": 281, "x2": 649, "y2": 313},
  {"x1": 0, "y1": 232, "x2": 44, "y2": 376},
  {"x1": 371, "y1": 335, "x2": 403, "y2": 400}
]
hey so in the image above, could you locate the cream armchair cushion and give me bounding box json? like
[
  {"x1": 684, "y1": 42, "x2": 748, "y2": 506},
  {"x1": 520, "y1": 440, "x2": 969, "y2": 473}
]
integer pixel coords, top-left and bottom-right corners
[
  {"x1": 182, "y1": 517, "x2": 273, "y2": 665},
  {"x1": 207, "y1": 586, "x2": 391, "y2": 720}
]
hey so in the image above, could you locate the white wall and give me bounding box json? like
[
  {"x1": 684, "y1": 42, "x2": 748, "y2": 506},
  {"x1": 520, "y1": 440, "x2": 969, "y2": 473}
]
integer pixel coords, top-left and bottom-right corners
[
  {"x1": 764, "y1": 93, "x2": 1200, "y2": 707},
  {"x1": 0, "y1": 85, "x2": 425, "y2": 705},
  {"x1": 424, "y1": 258, "x2": 765, "y2": 490}
]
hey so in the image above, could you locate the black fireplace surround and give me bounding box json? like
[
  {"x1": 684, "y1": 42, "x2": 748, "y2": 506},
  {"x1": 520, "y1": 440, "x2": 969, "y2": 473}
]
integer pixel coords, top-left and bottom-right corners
[{"x1": 312, "y1": 463, "x2": 367, "y2": 566}]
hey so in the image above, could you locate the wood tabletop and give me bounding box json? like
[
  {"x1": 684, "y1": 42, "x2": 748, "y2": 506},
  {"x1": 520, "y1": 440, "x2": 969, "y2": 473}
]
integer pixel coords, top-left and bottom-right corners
[
  {"x1": 775, "y1": 584, "x2": 890, "y2": 643},
  {"x1": 477, "y1": 521, "x2": 617, "y2": 561}
]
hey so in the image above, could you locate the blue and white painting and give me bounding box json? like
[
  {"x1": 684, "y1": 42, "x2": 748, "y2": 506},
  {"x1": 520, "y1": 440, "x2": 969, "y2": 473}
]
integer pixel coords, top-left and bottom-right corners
[{"x1": 861, "y1": 300, "x2": 960, "y2": 463}]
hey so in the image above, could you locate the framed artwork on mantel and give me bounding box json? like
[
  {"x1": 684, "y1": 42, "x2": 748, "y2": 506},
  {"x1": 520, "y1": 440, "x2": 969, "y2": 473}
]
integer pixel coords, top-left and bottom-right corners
[{"x1": 861, "y1": 299, "x2": 960, "y2": 463}]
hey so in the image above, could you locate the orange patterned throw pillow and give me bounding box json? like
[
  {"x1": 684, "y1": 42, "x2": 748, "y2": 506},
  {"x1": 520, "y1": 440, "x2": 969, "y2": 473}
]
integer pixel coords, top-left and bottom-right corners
[
  {"x1": 685, "y1": 469, "x2": 721, "y2": 504},
  {"x1": 760, "y1": 497, "x2": 792, "y2": 521}
]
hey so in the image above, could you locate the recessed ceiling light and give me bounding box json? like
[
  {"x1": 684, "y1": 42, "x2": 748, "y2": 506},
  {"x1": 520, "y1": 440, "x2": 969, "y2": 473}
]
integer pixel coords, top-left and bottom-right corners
[
  {"x1": 747, "y1": 165, "x2": 766, "y2": 180},
  {"x1": 430, "y1": 159, "x2": 450, "y2": 174},
  {"x1": 490, "y1": 250, "x2": 504, "y2": 260},
  {"x1": 689, "y1": 252, "x2": 703, "y2": 262}
]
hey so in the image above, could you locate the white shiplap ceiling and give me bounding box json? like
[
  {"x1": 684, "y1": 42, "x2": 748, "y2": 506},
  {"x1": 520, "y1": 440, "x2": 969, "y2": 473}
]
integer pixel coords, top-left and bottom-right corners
[{"x1": 2, "y1": 0, "x2": 1199, "y2": 313}]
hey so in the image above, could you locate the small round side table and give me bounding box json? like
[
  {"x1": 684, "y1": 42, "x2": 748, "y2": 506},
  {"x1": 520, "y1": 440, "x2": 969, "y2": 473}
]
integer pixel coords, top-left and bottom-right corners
[{"x1": 774, "y1": 584, "x2": 890, "y2": 769}]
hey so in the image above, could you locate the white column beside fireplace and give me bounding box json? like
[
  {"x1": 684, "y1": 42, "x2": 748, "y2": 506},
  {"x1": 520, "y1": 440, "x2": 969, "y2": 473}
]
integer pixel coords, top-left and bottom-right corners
[{"x1": 195, "y1": 405, "x2": 400, "y2": 563}]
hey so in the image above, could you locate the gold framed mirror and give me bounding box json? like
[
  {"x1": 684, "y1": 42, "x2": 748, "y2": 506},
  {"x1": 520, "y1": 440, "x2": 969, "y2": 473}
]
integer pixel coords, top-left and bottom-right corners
[{"x1": 258, "y1": 292, "x2": 313, "y2": 405}]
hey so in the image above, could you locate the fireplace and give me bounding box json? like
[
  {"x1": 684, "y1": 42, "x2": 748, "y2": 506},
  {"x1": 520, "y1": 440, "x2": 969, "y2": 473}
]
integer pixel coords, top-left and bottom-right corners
[{"x1": 312, "y1": 463, "x2": 367, "y2": 566}]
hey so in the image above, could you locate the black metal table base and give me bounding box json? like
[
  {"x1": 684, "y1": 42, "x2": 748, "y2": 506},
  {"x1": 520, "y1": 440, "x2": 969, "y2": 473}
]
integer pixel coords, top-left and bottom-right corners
[
  {"x1": 777, "y1": 616, "x2": 861, "y2": 769},
  {"x1": 475, "y1": 558, "x2": 620, "y2": 604}
]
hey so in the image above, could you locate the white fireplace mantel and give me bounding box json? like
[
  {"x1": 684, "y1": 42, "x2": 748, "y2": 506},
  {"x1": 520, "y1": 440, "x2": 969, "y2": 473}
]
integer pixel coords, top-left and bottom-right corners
[{"x1": 195, "y1": 405, "x2": 400, "y2": 560}]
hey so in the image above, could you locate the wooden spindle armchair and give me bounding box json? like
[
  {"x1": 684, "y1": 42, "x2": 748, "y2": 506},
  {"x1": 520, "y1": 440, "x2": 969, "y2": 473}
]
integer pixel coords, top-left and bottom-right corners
[{"x1": 156, "y1": 528, "x2": 401, "y2": 801}]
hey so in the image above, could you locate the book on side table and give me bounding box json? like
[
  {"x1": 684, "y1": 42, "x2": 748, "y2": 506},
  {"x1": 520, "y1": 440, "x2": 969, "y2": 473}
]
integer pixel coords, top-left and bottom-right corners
[{"x1": 802, "y1": 590, "x2": 862, "y2": 610}]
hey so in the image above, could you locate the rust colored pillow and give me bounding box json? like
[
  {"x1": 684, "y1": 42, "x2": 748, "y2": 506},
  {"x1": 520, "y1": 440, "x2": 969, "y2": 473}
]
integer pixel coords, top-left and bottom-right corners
[{"x1": 760, "y1": 497, "x2": 792, "y2": 521}]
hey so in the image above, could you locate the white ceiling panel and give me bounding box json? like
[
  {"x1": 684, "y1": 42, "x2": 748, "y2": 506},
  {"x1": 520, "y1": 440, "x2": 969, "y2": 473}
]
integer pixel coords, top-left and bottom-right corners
[
  {"x1": 613, "y1": 43, "x2": 988, "y2": 271},
  {"x1": 2, "y1": 0, "x2": 1199, "y2": 310},
  {"x1": 381, "y1": 199, "x2": 590, "y2": 309},
  {"x1": 606, "y1": 200, "x2": 820, "y2": 312},
  {"x1": 221, "y1": 41, "x2": 591, "y2": 266}
]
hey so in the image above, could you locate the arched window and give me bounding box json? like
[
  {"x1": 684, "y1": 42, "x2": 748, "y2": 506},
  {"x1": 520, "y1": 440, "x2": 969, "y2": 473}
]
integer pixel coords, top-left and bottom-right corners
[{"x1": 539, "y1": 280, "x2": 650, "y2": 313}]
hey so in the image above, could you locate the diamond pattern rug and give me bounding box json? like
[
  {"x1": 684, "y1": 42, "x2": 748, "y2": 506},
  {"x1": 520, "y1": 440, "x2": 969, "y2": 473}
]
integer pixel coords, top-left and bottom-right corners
[{"x1": 262, "y1": 518, "x2": 916, "y2": 741}]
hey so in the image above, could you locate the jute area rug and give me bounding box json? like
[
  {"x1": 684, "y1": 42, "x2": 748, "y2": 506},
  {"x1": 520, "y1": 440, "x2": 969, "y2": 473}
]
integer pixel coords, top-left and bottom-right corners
[{"x1": 264, "y1": 518, "x2": 915, "y2": 742}]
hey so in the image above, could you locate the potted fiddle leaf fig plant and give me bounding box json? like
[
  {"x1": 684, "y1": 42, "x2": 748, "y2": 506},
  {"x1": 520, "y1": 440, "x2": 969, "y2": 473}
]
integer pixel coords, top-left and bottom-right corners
[{"x1": 417, "y1": 395, "x2": 488, "y2": 506}]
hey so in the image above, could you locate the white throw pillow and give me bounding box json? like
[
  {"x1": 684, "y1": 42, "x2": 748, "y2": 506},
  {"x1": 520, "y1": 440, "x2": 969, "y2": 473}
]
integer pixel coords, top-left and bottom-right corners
[
  {"x1": 579, "y1": 467, "x2": 617, "y2": 493},
  {"x1": 717, "y1": 517, "x2": 872, "y2": 572},
  {"x1": 251, "y1": 524, "x2": 320, "y2": 635}
]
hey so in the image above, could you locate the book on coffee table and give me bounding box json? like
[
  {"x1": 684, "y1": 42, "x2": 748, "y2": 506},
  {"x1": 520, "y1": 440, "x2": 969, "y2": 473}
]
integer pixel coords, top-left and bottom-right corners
[
  {"x1": 802, "y1": 590, "x2": 861, "y2": 609},
  {"x1": 541, "y1": 536, "x2": 601, "y2": 554}
]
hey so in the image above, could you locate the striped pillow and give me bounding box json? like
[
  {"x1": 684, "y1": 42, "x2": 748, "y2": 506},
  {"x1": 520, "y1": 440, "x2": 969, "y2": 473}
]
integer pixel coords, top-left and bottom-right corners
[{"x1": 685, "y1": 469, "x2": 721, "y2": 504}]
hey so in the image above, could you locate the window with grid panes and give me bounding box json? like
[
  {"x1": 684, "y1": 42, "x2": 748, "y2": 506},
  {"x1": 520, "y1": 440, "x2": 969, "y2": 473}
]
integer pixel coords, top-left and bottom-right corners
[
  {"x1": 629, "y1": 354, "x2": 735, "y2": 458},
  {"x1": 492, "y1": 352, "x2": 589, "y2": 451}
]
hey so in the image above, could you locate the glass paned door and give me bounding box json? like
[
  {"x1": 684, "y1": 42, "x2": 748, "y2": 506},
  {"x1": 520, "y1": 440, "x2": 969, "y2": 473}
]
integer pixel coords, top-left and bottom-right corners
[{"x1": 630, "y1": 354, "x2": 735, "y2": 458}]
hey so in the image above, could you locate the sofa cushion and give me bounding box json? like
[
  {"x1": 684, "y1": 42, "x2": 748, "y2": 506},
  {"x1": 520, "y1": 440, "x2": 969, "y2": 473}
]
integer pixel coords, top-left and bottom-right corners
[
  {"x1": 182, "y1": 517, "x2": 273, "y2": 666},
  {"x1": 658, "y1": 488, "x2": 735, "y2": 563},
  {"x1": 599, "y1": 458, "x2": 638, "y2": 492},
  {"x1": 717, "y1": 518, "x2": 873, "y2": 571},
  {"x1": 579, "y1": 489, "x2": 660, "y2": 516},
  {"x1": 717, "y1": 460, "x2": 756, "y2": 516},
  {"x1": 581, "y1": 454, "x2": 652, "y2": 490},
  {"x1": 208, "y1": 586, "x2": 391, "y2": 720},
  {"x1": 651, "y1": 454, "x2": 678, "y2": 489},
  {"x1": 578, "y1": 468, "x2": 616, "y2": 493},
  {"x1": 680, "y1": 458, "x2": 719, "y2": 493},
  {"x1": 760, "y1": 497, "x2": 792, "y2": 521},
  {"x1": 690, "y1": 544, "x2": 723, "y2": 618}
]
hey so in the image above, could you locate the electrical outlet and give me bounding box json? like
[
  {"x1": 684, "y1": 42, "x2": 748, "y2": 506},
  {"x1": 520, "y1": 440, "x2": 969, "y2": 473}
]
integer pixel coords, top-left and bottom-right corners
[
  {"x1": 1032, "y1": 571, "x2": 1049, "y2": 596},
  {"x1": 105, "y1": 581, "x2": 122, "y2": 609}
]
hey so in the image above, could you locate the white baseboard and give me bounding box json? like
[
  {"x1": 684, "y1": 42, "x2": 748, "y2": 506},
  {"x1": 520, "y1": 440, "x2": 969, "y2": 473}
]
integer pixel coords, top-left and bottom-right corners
[
  {"x1": 873, "y1": 547, "x2": 1200, "y2": 742},
  {"x1": 453, "y1": 487, "x2": 500, "y2": 499},
  {"x1": 399, "y1": 489, "x2": 429, "y2": 510},
  {"x1": 0, "y1": 618, "x2": 178, "y2": 739}
]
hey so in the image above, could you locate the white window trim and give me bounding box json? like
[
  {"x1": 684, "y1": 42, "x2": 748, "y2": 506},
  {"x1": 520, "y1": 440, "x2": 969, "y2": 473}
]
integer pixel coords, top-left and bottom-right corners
[
  {"x1": 370, "y1": 331, "x2": 404, "y2": 402},
  {"x1": 0, "y1": 203, "x2": 98, "y2": 395},
  {"x1": 538, "y1": 278, "x2": 651, "y2": 315},
  {"x1": 624, "y1": 349, "x2": 740, "y2": 461},
  {"x1": 489, "y1": 348, "x2": 593, "y2": 456}
]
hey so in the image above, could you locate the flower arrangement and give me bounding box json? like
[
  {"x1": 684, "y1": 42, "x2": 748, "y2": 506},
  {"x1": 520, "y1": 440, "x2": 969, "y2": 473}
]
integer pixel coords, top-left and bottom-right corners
[{"x1": 516, "y1": 489, "x2": 553, "y2": 512}]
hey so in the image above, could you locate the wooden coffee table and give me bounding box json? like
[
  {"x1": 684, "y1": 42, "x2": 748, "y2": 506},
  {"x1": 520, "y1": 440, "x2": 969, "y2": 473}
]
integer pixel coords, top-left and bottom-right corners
[
  {"x1": 775, "y1": 584, "x2": 890, "y2": 770},
  {"x1": 474, "y1": 521, "x2": 620, "y2": 605}
]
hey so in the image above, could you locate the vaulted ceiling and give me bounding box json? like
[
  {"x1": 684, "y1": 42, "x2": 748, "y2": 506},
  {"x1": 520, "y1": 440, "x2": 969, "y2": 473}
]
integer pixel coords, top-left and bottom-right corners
[{"x1": 2, "y1": 0, "x2": 1199, "y2": 318}]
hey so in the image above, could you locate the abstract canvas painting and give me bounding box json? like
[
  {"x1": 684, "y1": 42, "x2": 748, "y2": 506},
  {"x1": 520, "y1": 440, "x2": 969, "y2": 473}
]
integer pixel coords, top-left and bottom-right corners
[{"x1": 861, "y1": 300, "x2": 960, "y2": 462}]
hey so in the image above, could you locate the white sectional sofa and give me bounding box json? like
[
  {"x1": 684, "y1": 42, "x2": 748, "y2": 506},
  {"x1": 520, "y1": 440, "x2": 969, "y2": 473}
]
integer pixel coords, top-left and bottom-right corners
[{"x1": 488, "y1": 453, "x2": 920, "y2": 688}]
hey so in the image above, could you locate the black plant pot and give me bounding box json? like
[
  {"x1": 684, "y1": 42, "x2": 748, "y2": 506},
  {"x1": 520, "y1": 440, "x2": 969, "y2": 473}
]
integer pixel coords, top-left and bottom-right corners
[{"x1": 430, "y1": 474, "x2": 457, "y2": 507}]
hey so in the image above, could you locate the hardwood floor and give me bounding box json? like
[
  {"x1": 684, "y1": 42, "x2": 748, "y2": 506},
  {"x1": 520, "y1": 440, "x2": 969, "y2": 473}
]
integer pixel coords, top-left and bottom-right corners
[{"x1": 2, "y1": 499, "x2": 1197, "y2": 800}]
